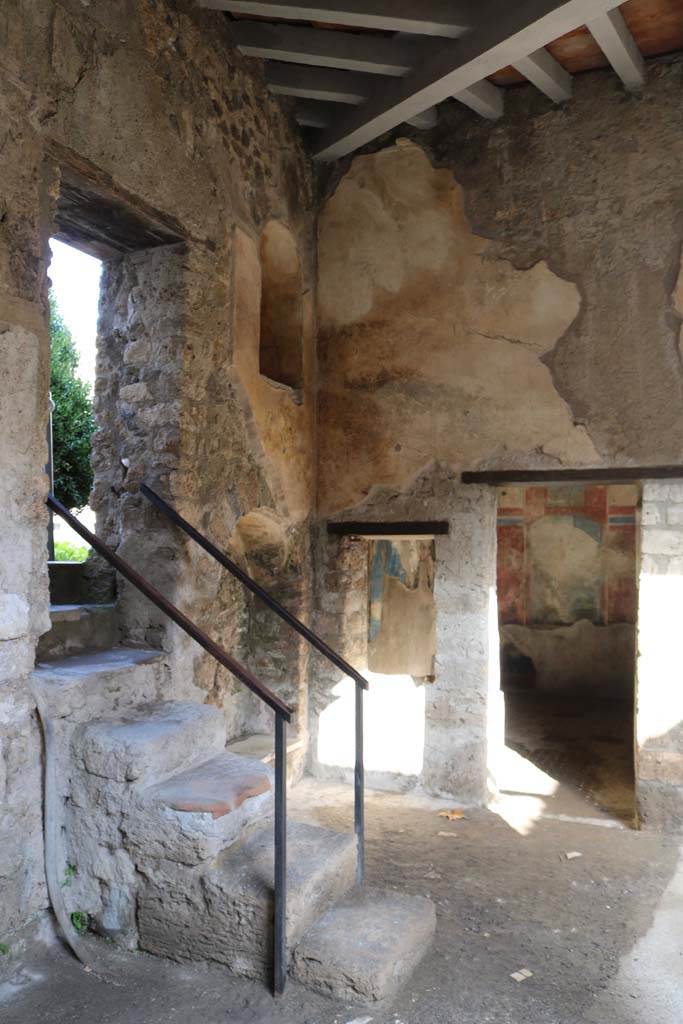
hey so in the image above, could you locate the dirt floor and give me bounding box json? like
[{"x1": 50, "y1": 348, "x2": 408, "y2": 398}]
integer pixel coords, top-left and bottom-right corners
[
  {"x1": 1, "y1": 776, "x2": 681, "y2": 1024},
  {"x1": 504, "y1": 691, "x2": 636, "y2": 824}
]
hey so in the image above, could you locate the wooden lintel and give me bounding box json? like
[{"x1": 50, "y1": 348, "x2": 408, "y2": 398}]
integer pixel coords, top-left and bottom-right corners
[
  {"x1": 461, "y1": 467, "x2": 683, "y2": 485},
  {"x1": 327, "y1": 521, "x2": 449, "y2": 536}
]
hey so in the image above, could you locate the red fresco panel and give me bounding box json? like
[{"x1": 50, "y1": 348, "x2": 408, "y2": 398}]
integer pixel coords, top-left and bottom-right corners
[
  {"x1": 585, "y1": 485, "x2": 608, "y2": 522},
  {"x1": 497, "y1": 524, "x2": 526, "y2": 624}
]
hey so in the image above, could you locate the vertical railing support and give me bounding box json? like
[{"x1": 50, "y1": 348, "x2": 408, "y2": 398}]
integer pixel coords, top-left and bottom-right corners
[
  {"x1": 355, "y1": 681, "x2": 365, "y2": 886},
  {"x1": 273, "y1": 712, "x2": 287, "y2": 995}
]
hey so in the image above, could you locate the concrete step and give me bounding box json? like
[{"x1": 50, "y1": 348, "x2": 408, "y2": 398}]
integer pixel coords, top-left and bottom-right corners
[
  {"x1": 292, "y1": 889, "x2": 436, "y2": 1004},
  {"x1": 227, "y1": 730, "x2": 305, "y2": 784},
  {"x1": 124, "y1": 751, "x2": 273, "y2": 865},
  {"x1": 80, "y1": 700, "x2": 227, "y2": 785},
  {"x1": 33, "y1": 646, "x2": 168, "y2": 722},
  {"x1": 37, "y1": 603, "x2": 117, "y2": 660},
  {"x1": 137, "y1": 821, "x2": 357, "y2": 979}
]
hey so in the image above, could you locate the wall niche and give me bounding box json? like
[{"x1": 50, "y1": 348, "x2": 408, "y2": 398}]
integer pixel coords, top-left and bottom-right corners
[{"x1": 259, "y1": 220, "x2": 303, "y2": 390}]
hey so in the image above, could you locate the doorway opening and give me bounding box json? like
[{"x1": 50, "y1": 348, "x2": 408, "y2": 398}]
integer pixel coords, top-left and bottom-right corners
[{"x1": 496, "y1": 483, "x2": 638, "y2": 824}]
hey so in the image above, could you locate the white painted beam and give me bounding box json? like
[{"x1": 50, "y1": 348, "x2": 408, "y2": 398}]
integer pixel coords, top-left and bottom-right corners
[
  {"x1": 267, "y1": 63, "x2": 372, "y2": 104},
  {"x1": 232, "y1": 21, "x2": 426, "y2": 76},
  {"x1": 200, "y1": 0, "x2": 479, "y2": 37},
  {"x1": 295, "y1": 100, "x2": 334, "y2": 127},
  {"x1": 587, "y1": 8, "x2": 646, "y2": 92},
  {"x1": 454, "y1": 80, "x2": 504, "y2": 119},
  {"x1": 406, "y1": 107, "x2": 438, "y2": 130},
  {"x1": 294, "y1": 98, "x2": 437, "y2": 130},
  {"x1": 312, "y1": 0, "x2": 626, "y2": 161},
  {"x1": 513, "y1": 47, "x2": 572, "y2": 102}
]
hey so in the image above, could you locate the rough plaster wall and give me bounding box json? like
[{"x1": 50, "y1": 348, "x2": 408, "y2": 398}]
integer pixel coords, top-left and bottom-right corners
[
  {"x1": 314, "y1": 66, "x2": 683, "y2": 805},
  {"x1": 425, "y1": 65, "x2": 683, "y2": 467},
  {"x1": 317, "y1": 142, "x2": 594, "y2": 516},
  {"x1": 0, "y1": 0, "x2": 314, "y2": 938},
  {"x1": 637, "y1": 481, "x2": 683, "y2": 830}
]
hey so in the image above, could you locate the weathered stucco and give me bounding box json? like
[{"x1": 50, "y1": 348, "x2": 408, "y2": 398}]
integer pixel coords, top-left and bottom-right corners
[{"x1": 317, "y1": 143, "x2": 595, "y2": 516}]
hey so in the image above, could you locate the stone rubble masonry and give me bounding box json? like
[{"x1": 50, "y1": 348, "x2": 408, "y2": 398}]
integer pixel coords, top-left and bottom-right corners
[
  {"x1": 0, "y1": 0, "x2": 314, "y2": 941},
  {"x1": 636, "y1": 482, "x2": 683, "y2": 830}
]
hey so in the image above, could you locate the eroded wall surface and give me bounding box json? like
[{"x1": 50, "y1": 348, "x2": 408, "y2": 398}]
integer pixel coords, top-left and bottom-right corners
[
  {"x1": 314, "y1": 64, "x2": 683, "y2": 806},
  {"x1": 0, "y1": 0, "x2": 314, "y2": 938}
]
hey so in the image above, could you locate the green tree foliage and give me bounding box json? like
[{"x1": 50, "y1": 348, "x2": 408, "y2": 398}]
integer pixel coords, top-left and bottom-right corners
[{"x1": 49, "y1": 292, "x2": 95, "y2": 509}]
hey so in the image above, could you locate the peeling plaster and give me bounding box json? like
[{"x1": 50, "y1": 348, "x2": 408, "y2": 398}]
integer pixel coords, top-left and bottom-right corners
[{"x1": 317, "y1": 143, "x2": 597, "y2": 514}]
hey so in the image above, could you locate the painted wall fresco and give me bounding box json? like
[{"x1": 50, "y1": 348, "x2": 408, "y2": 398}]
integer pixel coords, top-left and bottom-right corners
[
  {"x1": 497, "y1": 484, "x2": 639, "y2": 628},
  {"x1": 367, "y1": 539, "x2": 436, "y2": 678}
]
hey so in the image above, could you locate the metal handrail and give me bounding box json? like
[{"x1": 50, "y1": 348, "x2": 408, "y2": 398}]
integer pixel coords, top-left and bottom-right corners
[
  {"x1": 46, "y1": 494, "x2": 291, "y2": 993},
  {"x1": 139, "y1": 483, "x2": 367, "y2": 887}
]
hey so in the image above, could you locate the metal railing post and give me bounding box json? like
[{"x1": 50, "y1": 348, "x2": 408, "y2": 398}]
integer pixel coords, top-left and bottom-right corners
[
  {"x1": 355, "y1": 682, "x2": 365, "y2": 886},
  {"x1": 273, "y1": 712, "x2": 287, "y2": 995}
]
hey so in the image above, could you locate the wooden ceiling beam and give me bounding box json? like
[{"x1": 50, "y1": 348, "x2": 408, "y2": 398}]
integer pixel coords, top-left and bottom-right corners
[
  {"x1": 454, "y1": 80, "x2": 504, "y2": 119},
  {"x1": 587, "y1": 8, "x2": 646, "y2": 92},
  {"x1": 202, "y1": 0, "x2": 480, "y2": 37},
  {"x1": 513, "y1": 46, "x2": 573, "y2": 102},
  {"x1": 232, "y1": 21, "x2": 428, "y2": 75},
  {"x1": 266, "y1": 62, "x2": 373, "y2": 103},
  {"x1": 312, "y1": 0, "x2": 626, "y2": 162}
]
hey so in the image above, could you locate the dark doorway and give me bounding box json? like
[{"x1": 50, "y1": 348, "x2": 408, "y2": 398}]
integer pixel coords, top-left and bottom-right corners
[{"x1": 497, "y1": 483, "x2": 638, "y2": 824}]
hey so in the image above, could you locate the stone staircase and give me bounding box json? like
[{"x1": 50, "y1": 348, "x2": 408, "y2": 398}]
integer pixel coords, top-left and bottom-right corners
[{"x1": 33, "y1": 562, "x2": 435, "y2": 1004}]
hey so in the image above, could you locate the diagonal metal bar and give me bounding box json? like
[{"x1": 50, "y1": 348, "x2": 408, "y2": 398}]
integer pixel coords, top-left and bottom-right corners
[
  {"x1": 47, "y1": 494, "x2": 294, "y2": 720},
  {"x1": 140, "y1": 484, "x2": 369, "y2": 691}
]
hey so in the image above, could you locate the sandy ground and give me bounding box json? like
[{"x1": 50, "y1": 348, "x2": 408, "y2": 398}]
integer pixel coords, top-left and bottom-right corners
[{"x1": 1, "y1": 771, "x2": 680, "y2": 1024}]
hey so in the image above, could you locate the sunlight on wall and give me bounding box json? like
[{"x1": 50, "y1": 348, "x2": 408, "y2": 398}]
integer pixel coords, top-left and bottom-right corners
[
  {"x1": 317, "y1": 669, "x2": 426, "y2": 776},
  {"x1": 637, "y1": 572, "x2": 683, "y2": 744},
  {"x1": 486, "y1": 585, "x2": 505, "y2": 796}
]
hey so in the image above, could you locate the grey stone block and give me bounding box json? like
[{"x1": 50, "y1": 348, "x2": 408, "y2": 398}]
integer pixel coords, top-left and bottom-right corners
[
  {"x1": 37, "y1": 604, "x2": 118, "y2": 660},
  {"x1": 33, "y1": 647, "x2": 168, "y2": 720},
  {"x1": 124, "y1": 751, "x2": 273, "y2": 864},
  {"x1": 137, "y1": 821, "x2": 357, "y2": 978},
  {"x1": 80, "y1": 701, "x2": 227, "y2": 783},
  {"x1": 292, "y1": 889, "x2": 436, "y2": 1003}
]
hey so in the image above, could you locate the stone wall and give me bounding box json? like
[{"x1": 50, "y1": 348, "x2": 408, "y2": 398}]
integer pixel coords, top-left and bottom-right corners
[
  {"x1": 637, "y1": 481, "x2": 683, "y2": 830},
  {"x1": 313, "y1": 64, "x2": 683, "y2": 804},
  {"x1": 0, "y1": 0, "x2": 314, "y2": 939}
]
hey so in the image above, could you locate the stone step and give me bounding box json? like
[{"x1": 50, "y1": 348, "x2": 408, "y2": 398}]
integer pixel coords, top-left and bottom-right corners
[
  {"x1": 227, "y1": 730, "x2": 305, "y2": 784},
  {"x1": 124, "y1": 751, "x2": 274, "y2": 865},
  {"x1": 37, "y1": 603, "x2": 118, "y2": 660},
  {"x1": 292, "y1": 889, "x2": 436, "y2": 1004},
  {"x1": 137, "y1": 821, "x2": 357, "y2": 979},
  {"x1": 33, "y1": 646, "x2": 168, "y2": 722},
  {"x1": 80, "y1": 700, "x2": 227, "y2": 785}
]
